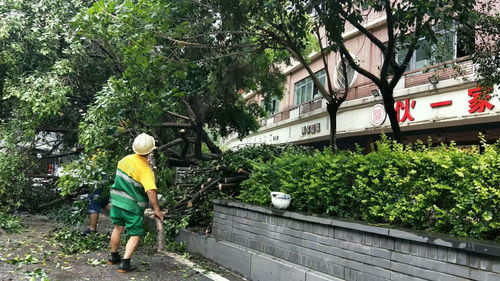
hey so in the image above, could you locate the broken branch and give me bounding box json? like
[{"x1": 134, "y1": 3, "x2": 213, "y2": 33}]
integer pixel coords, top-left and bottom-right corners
[
  {"x1": 237, "y1": 168, "x2": 251, "y2": 176},
  {"x1": 224, "y1": 176, "x2": 248, "y2": 183},
  {"x1": 157, "y1": 138, "x2": 184, "y2": 151},
  {"x1": 161, "y1": 122, "x2": 194, "y2": 129},
  {"x1": 218, "y1": 183, "x2": 238, "y2": 190}
]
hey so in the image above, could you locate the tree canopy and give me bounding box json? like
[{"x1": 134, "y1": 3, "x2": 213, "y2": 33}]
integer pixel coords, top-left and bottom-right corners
[
  {"x1": 0, "y1": 0, "x2": 498, "y2": 212},
  {"x1": 0, "y1": 0, "x2": 285, "y2": 209},
  {"x1": 0, "y1": 0, "x2": 115, "y2": 210},
  {"x1": 71, "y1": 0, "x2": 285, "y2": 174}
]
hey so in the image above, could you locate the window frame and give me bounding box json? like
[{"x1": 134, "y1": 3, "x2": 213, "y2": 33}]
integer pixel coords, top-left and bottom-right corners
[
  {"x1": 260, "y1": 97, "x2": 281, "y2": 117},
  {"x1": 269, "y1": 98, "x2": 280, "y2": 116},
  {"x1": 333, "y1": 61, "x2": 357, "y2": 90},
  {"x1": 383, "y1": 25, "x2": 458, "y2": 73},
  {"x1": 293, "y1": 69, "x2": 326, "y2": 106}
]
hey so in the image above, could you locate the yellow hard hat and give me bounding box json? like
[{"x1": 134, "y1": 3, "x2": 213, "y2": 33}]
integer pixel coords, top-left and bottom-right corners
[{"x1": 132, "y1": 133, "x2": 156, "y2": 155}]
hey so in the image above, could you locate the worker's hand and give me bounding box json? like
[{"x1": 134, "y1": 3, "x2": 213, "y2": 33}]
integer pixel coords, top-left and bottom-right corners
[{"x1": 154, "y1": 209, "x2": 165, "y2": 221}]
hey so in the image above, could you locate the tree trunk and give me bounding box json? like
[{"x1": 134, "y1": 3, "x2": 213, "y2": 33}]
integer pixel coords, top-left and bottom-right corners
[
  {"x1": 194, "y1": 122, "x2": 203, "y2": 159},
  {"x1": 201, "y1": 130, "x2": 222, "y2": 154},
  {"x1": 218, "y1": 183, "x2": 238, "y2": 190},
  {"x1": 179, "y1": 130, "x2": 190, "y2": 159},
  {"x1": 189, "y1": 96, "x2": 205, "y2": 160},
  {"x1": 237, "y1": 168, "x2": 251, "y2": 176},
  {"x1": 381, "y1": 88, "x2": 403, "y2": 143},
  {"x1": 167, "y1": 157, "x2": 197, "y2": 167},
  {"x1": 160, "y1": 122, "x2": 193, "y2": 129},
  {"x1": 164, "y1": 148, "x2": 180, "y2": 159},
  {"x1": 326, "y1": 102, "x2": 340, "y2": 151},
  {"x1": 184, "y1": 178, "x2": 221, "y2": 207},
  {"x1": 200, "y1": 177, "x2": 214, "y2": 188},
  {"x1": 0, "y1": 64, "x2": 7, "y2": 117},
  {"x1": 144, "y1": 211, "x2": 165, "y2": 252}
]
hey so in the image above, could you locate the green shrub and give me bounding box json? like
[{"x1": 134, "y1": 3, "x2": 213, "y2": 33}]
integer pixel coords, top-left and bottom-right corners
[
  {"x1": 0, "y1": 149, "x2": 35, "y2": 212},
  {"x1": 0, "y1": 212, "x2": 23, "y2": 233},
  {"x1": 221, "y1": 144, "x2": 314, "y2": 173},
  {"x1": 239, "y1": 138, "x2": 500, "y2": 241}
]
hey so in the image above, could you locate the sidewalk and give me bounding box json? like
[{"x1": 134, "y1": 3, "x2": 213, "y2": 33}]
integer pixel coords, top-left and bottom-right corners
[{"x1": 0, "y1": 215, "x2": 245, "y2": 281}]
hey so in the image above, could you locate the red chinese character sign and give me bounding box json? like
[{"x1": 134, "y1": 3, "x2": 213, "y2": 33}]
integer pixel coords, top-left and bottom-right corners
[
  {"x1": 394, "y1": 99, "x2": 416, "y2": 123},
  {"x1": 468, "y1": 87, "x2": 495, "y2": 113}
]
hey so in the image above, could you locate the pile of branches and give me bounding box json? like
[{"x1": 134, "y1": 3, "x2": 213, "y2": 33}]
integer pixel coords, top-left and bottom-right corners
[
  {"x1": 159, "y1": 144, "x2": 314, "y2": 232},
  {"x1": 167, "y1": 164, "x2": 250, "y2": 214},
  {"x1": 147, "y1": 163, "x2": 252, "y2": 250}
]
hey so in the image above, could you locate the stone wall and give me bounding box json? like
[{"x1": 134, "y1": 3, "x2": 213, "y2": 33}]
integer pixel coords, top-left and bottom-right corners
[{"x1": 212, "y1": 200, "x2": 500, "y2": 281}]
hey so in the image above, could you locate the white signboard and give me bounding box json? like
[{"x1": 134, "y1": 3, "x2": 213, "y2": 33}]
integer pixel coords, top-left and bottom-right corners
[{"x1": 370, "y1": 104, "x2": 387, "y2": 126}]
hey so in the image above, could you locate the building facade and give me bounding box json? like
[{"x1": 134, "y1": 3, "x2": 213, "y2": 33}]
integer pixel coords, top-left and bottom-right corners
[{"x1": 224, "y1": 12, "x2": 500, "y2": 150}]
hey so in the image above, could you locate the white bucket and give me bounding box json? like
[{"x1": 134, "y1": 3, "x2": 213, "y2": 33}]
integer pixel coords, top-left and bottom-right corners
[{"x1": 270, "y1": 192, "x2": 291, "y2": 209}]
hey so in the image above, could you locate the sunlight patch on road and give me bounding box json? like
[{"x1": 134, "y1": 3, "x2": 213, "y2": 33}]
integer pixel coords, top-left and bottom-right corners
[{"x1": 159, "y1": 250, "x2": 232, "y2": 281}]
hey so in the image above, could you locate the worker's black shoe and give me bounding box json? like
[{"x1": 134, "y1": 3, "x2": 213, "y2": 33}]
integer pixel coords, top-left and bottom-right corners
[
  {"x1": 117, "y1": 259, "x2": 136, "y2": 273},
  {"x1": 107, "y1": 252, "x2": 121, "y2": 265},
  {"x1": 81, "y1": 228, "x2": 97, "y2": 236}
]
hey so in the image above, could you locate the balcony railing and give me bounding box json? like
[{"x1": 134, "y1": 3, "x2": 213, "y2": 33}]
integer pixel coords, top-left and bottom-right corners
[
  {"x1": 273, "y1": 110, "x2": 290, "y2": 123},
  {"x1": 299, "y1": 98, "x2": 323, "y2": 115}
]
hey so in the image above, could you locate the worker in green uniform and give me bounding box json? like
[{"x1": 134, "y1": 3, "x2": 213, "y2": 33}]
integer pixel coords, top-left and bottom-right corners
[{"x1": 107, "y1": 133, "x2": 165, "y2": 273}]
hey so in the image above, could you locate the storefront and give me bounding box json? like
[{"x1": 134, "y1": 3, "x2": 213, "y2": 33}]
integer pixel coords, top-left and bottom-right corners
[{"x1": 226, "y1": 80, "x2": 500, "y2": 150}]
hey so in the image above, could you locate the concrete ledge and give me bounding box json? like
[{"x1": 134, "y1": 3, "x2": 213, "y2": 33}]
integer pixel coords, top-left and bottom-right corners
[
  {"x1": 213, "y1": 199, "x2": 500, "y2": 258},
  {"x1": 177, "y1": 229, "x2": 344, "y2": 281}
]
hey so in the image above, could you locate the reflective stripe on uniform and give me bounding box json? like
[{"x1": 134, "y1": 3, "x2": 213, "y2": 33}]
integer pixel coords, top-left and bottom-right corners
[
  {"x1": 110, "y1": 189, "x2": 147, "y2": 207},
  {"x1": 116, "y1": 170, "x2": 142, "y2": 188},
  {"x1": 110, "y1": 199, "x2": 147, "y2": 208},
  {"x1": 111, "y1": 189, "x2": 136, "y2": 202}
]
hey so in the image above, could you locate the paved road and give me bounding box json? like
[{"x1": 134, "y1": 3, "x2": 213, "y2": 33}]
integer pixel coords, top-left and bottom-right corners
[{"x1": 0, "y1": 215, "x2": 244, "y2": 281}]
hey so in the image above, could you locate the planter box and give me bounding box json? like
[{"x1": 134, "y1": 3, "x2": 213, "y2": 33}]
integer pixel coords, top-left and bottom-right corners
[{"x1": 211, "y1": 200, "x2": 500, "y2": 281}]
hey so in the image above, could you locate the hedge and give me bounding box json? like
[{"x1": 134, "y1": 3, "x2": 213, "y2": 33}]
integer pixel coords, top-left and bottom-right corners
[{"x1": 239, "y1": 137, "x2": 500, "y2": 241}]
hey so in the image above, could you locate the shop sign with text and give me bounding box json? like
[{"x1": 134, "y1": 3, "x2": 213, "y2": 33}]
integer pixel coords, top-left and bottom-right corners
[{"x1": 301, "y1": 123, "x2": 321, "y2": 136}]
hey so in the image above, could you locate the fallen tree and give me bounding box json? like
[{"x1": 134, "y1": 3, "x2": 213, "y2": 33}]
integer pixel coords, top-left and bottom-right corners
[
  {"x1": 158, "y1": 144, "x2": 314, "y2": 237},
  {"x1": 37, "y1": 187, "x2": 90, "y2": 210}
]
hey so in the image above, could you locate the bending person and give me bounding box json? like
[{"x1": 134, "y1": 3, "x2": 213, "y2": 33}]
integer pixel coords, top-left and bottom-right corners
[{"x1": 83, "y1": 187, "x2": 110, "y2": 235}]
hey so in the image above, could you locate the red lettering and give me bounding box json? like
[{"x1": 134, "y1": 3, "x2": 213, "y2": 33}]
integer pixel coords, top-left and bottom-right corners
[
  {"x1": 395, "y1": 99, "x2": 416, "y2": 123},
  {"x1": 468, "y1": 87, "x2": 494, "y2": 113}
]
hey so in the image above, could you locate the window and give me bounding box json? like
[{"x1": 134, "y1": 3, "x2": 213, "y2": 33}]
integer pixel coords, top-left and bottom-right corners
[
  {"x1": 414, "y1": 39, "x2": 432, "y2": 69},
  {"x1": 261, "y1": 97, "x2": 280, "y2": 116},
  {"x1": 456, "y1": 25, "x2": 475, "y2": 58},
  {"x1": 335, "y1": 62, "x2": 356, "y2": 90},
  {"x1": 294, "y1": 69, "x2": 326, "y2": 106},
  {"x1": 269, "y1": 98, "x2": 280, "y2": 115},
  {"x1": 382, "y1": 25, "x2": 467, "y2": 72}
]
